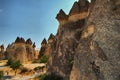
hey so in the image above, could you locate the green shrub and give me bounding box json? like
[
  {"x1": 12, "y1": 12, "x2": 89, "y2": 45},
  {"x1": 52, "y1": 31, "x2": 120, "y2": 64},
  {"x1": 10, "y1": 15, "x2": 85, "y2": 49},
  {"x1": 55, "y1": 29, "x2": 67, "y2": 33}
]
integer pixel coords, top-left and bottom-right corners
[
  {"x1": 39, "y1": 74, "x2": 46, "y2": 80},
  {"x1": 39, "y1": 73, "x2": 63, "y2": 80},
  {"x1": 69, "y1": 58, "x2": 74, "y2": 69},
  {"x1": 40, "y1": 55, "x2": 49, "y2": 63},
  {"x1": 10, "y1": 60, "x2": 22, "y2": 75},
  {"x1": 0, "y1": 71, "x2": 3, "y2": 80},
  {"x1": 7, "y1": 58, "x2": 13, "y2": 66}
]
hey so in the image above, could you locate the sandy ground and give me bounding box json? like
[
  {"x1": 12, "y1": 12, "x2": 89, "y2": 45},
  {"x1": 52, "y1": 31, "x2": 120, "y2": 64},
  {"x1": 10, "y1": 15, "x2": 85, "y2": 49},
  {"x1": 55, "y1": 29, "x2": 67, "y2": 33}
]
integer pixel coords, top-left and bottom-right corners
[
  {"x1": 0, "y1": 60, "x2": 46, "y2": 80},
  {"x1": 23, "y1": 63, "x2": 46, "y2": 69}
]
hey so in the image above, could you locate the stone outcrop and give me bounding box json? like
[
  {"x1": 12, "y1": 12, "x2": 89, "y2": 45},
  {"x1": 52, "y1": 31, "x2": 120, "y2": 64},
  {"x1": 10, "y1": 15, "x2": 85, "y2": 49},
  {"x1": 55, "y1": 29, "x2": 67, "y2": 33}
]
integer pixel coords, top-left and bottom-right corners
[
  {"x1": 46, "y1": 0, "x2": 120, "y2": 80},
  {"x1": 39, "y1": 34, "x2": 55, "y2": 58},
  {"x1": 0, "y1": 44, "x2": 5, "y2": 59},
  {"x1": 56, "y1": 9, "x2": 68, "y2": 25},
  {"x1": 39, "y1": 38, "x2": 47, "y2": 58},
  {"x1": 0, "y1": 44, "x2": 4, "y2": 54},
  {"x1": 15, "y1": 37, "x2": 25, "y2": 43},
  {"x1": 70, "y1": 0, "x2": 120, "y2": 80},
  {"x1": 5, "y1": 37, "x2": 36, "y2": 63}
]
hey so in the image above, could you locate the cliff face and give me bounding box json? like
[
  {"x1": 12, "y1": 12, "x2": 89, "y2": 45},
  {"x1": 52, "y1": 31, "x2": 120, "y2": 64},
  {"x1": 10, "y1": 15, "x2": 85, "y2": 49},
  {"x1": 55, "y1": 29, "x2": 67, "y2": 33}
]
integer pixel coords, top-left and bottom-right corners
[
  {"x1": 6, "y1": 37, "x2": 36, "y2": 63},
  {"x1": 47, "y1": 0, "x2": 89, "y2": 80},
  {"x1": 70, "y1": 0, "x2": 120, "y2": 80},
  {"x1": 47, "y1": 0, "x2": 120, "y2": 80}
]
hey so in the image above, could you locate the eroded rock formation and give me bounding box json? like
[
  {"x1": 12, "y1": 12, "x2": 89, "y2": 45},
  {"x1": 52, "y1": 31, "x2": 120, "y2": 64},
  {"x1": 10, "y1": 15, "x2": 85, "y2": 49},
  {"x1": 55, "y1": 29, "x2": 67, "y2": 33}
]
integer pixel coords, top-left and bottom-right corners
[
  {"x1": 0, "y1": 44, "x2": 5, "y2": 59},
  {"x1": 39, "y1": 34, "x2": 55, "y2": 58},
  {"x1": 6, "y1": 37, "x2": 36, "y2": 63},
  {"x1": 47, "y1": 0, "x2": 120, "y2": 80}
]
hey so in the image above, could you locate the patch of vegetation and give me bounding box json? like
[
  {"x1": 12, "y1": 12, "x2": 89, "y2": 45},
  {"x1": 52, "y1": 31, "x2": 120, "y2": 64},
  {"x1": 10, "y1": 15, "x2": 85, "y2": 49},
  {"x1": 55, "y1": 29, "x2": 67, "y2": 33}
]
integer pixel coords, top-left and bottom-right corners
[
  {"x1": 7, "y1": 58, "x2": 13, "y2": 66},
  {"x1": 38, "y1": 73, "x2": 63, "y2": 80},
  {"x1": 39, "y1": 55, "x2": 49, "y2": 63},
  {"x1": 32, "y1": 55, "x2": 49, "y2": 63},
  {"x1": 10, "y1": 60, "x2": 22, "y2": 75},
  {"x1": 69, "y1": 58, "x2": 74, "y2": 69},
  {"x1": 0, "y1": 71, "x2": 3, "y2": 80}
]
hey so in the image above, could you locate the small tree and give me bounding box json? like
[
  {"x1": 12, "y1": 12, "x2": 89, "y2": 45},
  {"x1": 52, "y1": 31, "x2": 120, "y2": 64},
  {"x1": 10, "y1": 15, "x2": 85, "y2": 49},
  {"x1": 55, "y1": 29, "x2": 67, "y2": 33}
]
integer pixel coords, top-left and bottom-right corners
[
  {"x1": 10, "y1": 60, "x2": 22, "y2": 76},
  {"x1": 0, "y1": 71, "x2": 3, "y2": 80}
]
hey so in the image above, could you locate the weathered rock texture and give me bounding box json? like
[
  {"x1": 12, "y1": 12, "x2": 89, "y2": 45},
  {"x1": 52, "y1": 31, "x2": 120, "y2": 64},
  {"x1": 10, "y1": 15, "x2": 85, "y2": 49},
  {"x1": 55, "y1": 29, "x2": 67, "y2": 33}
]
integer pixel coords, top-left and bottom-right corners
[
  {"x1": 47, "y1": 0, "x2": 120, "y2": 80},
  {"x1": 47, "y1": 0, "x2": 89, "y2": 80},
  {"x1": 0, "y1": 44, "x2": 5, "y2": 59},
  {"x1": 39, "y1": 34, "x2": 55, "y2": 58},
  {"x1": 5, "y1": 37, "x2": 36, "y2": 63}
]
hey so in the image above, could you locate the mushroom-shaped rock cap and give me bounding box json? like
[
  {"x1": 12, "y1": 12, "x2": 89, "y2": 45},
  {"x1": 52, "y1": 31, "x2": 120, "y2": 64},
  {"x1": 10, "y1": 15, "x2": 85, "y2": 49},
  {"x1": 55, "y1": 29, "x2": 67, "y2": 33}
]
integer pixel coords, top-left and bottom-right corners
[
  {"x1": 48, "y1": 33, "x2": 55, "y2": 40},
  {"x1": 56, "y1": 9, "x2": 68, "y2": 21},
  {"x1": 41, "y1": 38, "x2": 47, "y2": 45},
  {"x1": 69, "y1": 2, "x2": 80, "y2": 16},
  {"x1": 26, "y1": 38, "x2": 32, "y2": 45}
]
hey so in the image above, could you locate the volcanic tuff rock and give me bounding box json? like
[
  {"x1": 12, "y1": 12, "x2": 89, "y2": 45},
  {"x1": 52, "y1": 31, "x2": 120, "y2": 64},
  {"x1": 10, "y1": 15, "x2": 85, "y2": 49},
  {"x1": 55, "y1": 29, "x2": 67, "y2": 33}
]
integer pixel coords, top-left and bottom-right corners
[
  {"x1": 0, "y1": 44, "x2": 4, "y2": 53},
  {"x1": 46, "y1": 0, "x2": 120, "y2": 80},
  {"x1": 39, "y1": 38, "x2": 47, "y2": 58},
  {"x1": 5, "y1": 37, "x2": 36, "y2": 63},
  {"x1": 0, "y1": 44, "x2": 5, "y2": 59},
  {"x1": 39, "y1": 34, "x2": 55, "y2": 58}
]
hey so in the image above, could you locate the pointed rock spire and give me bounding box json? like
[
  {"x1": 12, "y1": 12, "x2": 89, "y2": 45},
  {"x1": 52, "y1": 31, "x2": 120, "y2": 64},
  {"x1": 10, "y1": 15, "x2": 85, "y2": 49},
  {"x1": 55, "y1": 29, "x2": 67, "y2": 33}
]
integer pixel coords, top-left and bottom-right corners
[
  {"x1": 20, "y1": 37, "x2": 25, "y2": 43},
  {"x1": 69, "y1": 2, "x2": 80, "y2": 16},
  {"x1": 48, "y1": 33, "x2": 55, "y2": 41},
  {"x1": 0, "y1": 44, "x2": 4, "y2": 50},
  {"x1": 0, "y1": 44, "x2": 4, "y2": 53},
  {"x1": 56, "y1": 9, "x2": 68, "y2": 21},
  {"x1": 26, "y1": 38, "x2": 32, "y2": 45},
  {"x1": 15, "y1": 37, "x2": 21, "y2": 43},
  {"x1": 32, "y1": 42, "x2": 36, "y2": 48},
  {"x1": 78, "y1": 0, "x2": 90, "y2": 12},
  {"x1": 15, "y1": 37, "x2": 25, "y2": 43},
  {"x1": 41, "y1": 38, "x2": 47, "y2": 45}
]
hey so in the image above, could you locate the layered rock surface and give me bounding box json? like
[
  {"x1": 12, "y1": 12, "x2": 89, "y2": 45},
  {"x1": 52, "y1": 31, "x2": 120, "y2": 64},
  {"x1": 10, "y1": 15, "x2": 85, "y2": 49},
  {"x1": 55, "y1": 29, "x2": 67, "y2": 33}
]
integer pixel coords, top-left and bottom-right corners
[
  {"x1": 47, "y1": 0, "x2": 120, "y2": 80},
  {"x1": 5, "y1": 37, "x2": 36, "y2": 63}
]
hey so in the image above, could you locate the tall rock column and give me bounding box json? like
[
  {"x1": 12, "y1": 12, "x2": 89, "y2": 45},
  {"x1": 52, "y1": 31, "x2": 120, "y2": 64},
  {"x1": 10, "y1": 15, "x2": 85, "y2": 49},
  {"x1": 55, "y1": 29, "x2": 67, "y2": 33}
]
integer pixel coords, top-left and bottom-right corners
[
  {"x1": 47, "y1": 0, "x2": 90, "y2": 79},
  {"x1": 39, "y1": 38, "x2": 47, "y2": 58}
]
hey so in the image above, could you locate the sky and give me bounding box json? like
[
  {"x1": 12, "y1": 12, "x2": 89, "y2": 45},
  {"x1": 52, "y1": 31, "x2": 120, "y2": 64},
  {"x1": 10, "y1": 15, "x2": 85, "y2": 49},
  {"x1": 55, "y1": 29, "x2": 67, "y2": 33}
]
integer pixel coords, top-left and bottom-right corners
[{"x1": 0, "y1": 0, "x2": 90, "y2": 49}]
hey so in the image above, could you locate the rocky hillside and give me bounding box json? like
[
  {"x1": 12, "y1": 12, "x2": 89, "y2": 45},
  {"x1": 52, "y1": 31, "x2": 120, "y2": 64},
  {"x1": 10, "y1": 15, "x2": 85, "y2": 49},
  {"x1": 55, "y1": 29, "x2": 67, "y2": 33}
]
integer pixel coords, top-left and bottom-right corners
[
  {"x1": 5, "y1": 37, "x2": 36, "y2": 63},
  {"x1": 46, "y1": 0, "x2": 120, "y2": 80}
]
